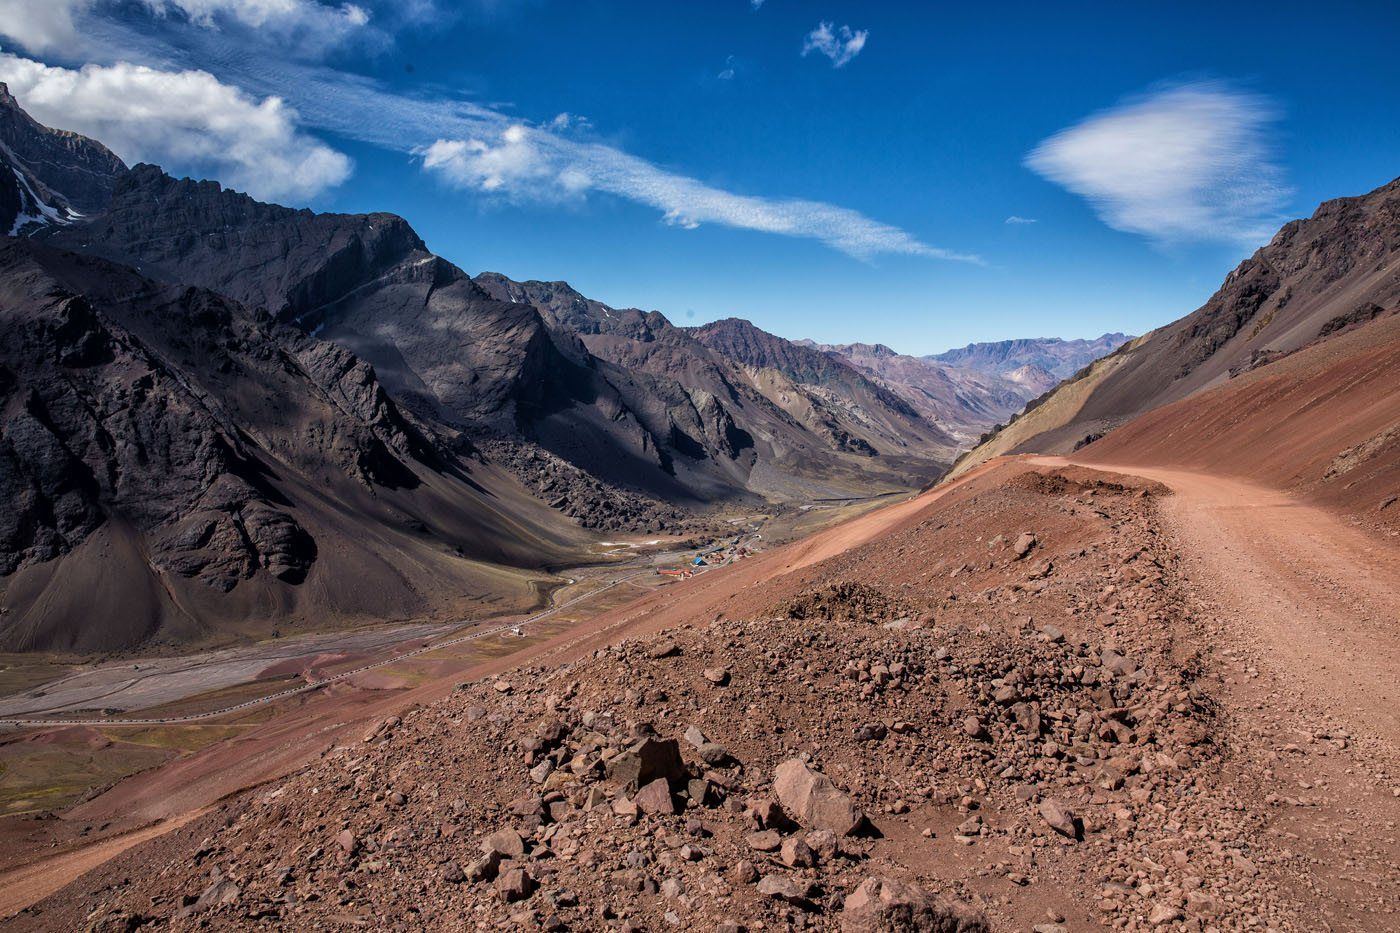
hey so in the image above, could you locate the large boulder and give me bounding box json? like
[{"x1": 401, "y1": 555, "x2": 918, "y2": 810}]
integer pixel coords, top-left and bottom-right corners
[
  {"x1": 607, "y1": 737, "x2": 686, "y2": 792},
  {"x1": 773, "y1": 758, "x2": 865, "y2": 836},
  {"x1": 841, "y1": 877, "x2": 988, "y2": 932}
]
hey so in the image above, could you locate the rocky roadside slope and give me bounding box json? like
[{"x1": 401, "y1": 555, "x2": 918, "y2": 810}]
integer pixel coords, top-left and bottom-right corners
[{"x1": 21, "y1": 462, "x2": 1396, "y2": 931}]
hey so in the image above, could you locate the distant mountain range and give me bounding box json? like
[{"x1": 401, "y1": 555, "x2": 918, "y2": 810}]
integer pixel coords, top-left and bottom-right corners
[
  {"x1": 0, "y1": 83, "x2": 1124, "y2": 652},
  {"x1": 798, "y1": 333, "x2": 1131, "y2": 446}
]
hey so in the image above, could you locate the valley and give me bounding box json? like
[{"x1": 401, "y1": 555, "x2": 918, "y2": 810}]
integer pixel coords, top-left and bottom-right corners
[{"x1": 0, "y1": 31, "x2": 1397, "y2": 933}]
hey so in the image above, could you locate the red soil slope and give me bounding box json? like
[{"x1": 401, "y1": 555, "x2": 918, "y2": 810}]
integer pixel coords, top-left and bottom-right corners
[{"x1": 1078, "y1": 313, "x2": 1400, "y2": 532}]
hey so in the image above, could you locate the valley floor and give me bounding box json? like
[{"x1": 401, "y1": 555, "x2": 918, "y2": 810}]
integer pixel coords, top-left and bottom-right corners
[{"x1": 0, "y1": 456, "x2": 1396, "y2": 931}]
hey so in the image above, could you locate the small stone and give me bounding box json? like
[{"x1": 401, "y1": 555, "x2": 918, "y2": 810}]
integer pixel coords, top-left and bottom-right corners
[
  {"x1": 466, "y1": 851, "x2": 503, "y2": 882},
  {"x1": 635, "y1": 778, "x2": 676, "y2": 816},
  {"x1": 731, "y1": 860, "x2": 759, "y2": 884},
  {"x1": 843, "y1": 876, "x2": 987, "y2": 930},
  {"x1": 1038, "y1": 797, "x2": 1081, "y2": 840},
  {"x1": 696, "y1": 742, "x2": 731, "y2": 766},
  {"x1": 1147, "y1": 903, "x2": 1182, "y2": 925},
  {"x1": 607, "y1": 738, "x2": 686, "y2": 792},
  {"x1": 773, "y1": 758, "x2": 864, "y2": 836},
  {"x1": 647, "y1": 640, "x2": 681, "y2": 659},
  {"x1": 756, "y1": 874, "x2": 810, "y2": 904},
  {"x1": 496, "y1": 867, "x2": 536, "y2": 903},
  {"x1": 780, "y1": 836, "x2": 815, "y2": 868},
  {"x1": 483, "y1": 828, "x2": 526, "y2": 859},
  {"x1": 745, "y1": 830, "x2": 781, "y2": 852},
  {"x1": 703, "y1": 668, "x2": 730, "y2": 686}
]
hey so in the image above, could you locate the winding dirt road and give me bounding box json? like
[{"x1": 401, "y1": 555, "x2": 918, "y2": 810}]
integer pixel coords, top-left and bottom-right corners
[{"x1": 1040, "y1": 456, "x2": 1400, "y2": 743}]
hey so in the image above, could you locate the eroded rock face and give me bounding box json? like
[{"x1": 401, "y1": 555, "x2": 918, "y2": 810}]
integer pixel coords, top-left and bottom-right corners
[
  {"x1": 0, "y1": 82, "x2": 127, "y2": 216},
  {"x1": 0, "y1": 240, "x2": 452, "y2": 648}
]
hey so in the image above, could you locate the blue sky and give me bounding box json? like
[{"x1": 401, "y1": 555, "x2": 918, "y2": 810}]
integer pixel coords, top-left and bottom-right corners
[{"x1": 1, "y1": 1, "x2": 1397, "y2": 354}]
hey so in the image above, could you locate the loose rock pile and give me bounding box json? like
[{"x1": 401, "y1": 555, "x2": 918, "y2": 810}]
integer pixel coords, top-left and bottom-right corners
[{"x1": 58, "y1": 468, "x2": 1339, "y2": 931}]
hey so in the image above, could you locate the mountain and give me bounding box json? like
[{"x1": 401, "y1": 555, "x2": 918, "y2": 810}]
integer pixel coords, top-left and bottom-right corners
[
  {"x1": 805, "y1": 335, "x2": 1128, "y2": 448},
  {"x1": 0, "y1": 82, "x2": 126, "y2": 236},
  {"x1": 0, "y1": 85, "x2": 956, "y2": 651},
  {"x1": 684, "y1": 318, "x2": 958, "y2": 459},
  {"x1": 927, "y1": 333, "x2": 1131, "y2": 379},
  {"x1": 43, "y1": 161, "x2": 951, "y2": 504},
  {"x1": 474, "y1": 280, "x2": 955, "y2": 496},
  {"x1": 0, "y1": 238, "x2": 598, "y2": 652},
  {"x1": 954, "y1": 177, "x2": 1400, "y2": 474}
]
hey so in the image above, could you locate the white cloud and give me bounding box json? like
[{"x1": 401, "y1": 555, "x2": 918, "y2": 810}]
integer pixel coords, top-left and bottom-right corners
[
  {"x1": 1025, "y1": 81, "x2": 1291, "y2": 245},
  {"x1": 662, "y1": 209, "x2": 699, "y2": 230},
  {"x1": 12, "y1": 13, "x2": 973, "y2": 262},
  {"x1": 0, "y1": 0, "x2": 376, "y2": 57},
  {"x1": 422, "y1": 124, "x2": 591, "y2": 199},
  {"x1": 1005, "y1": 215, "x2": 1037, "y2": 225},
  {"x1": 417, "y1": 114, "x2": 977, "y2": 260},
  {"x1": 0, "y1": 53, "x2": 352, "y2": 202},
  {"x1": 547, "y1": 111, "x2": 591, "y2": 134},
  {"x1": 750, "y1": 0, "x2": 764, "y2": 9},
  {"x1": 0, "y1": 0, "x2": 93, "y2": 53},
  {"x1": 142, "y1": 0, "x2": 369, "y2": 30},
  {"x1": 801, "y1": 22, "x2": 867, "y2": 68},
  {"x1": 718, "y1": 54, "x2": 735, "y2": 81}
]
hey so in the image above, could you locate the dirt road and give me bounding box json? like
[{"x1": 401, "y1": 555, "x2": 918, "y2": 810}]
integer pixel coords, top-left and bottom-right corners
[
  {"x1": 0, "y1": 808, "x2": 209, "y2": 921},
  {"x1": 1039, "y1": 456, "x2": 1400, "y2": 744}
]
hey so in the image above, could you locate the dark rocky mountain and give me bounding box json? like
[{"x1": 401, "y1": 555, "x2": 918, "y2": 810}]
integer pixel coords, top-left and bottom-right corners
[
  {"x1": 44, "y1": 159, "x2": 950, "y2": 502},
  {"x1": 0, "y1": 82, "x2": 127, "y2": 236},
  {"x1": 476, "y1": 278, "x2": 956, "y2": 492},
  {"x1": 928, "y1": 332, "x2": 1131, "y2": 379},
  {"x1": 955, "y1": 175, "x2": 1400, "y2": 473},
  {"x1": 0, "y1": 86, "x2": 957, "y2": 651},
  {"x1": 0, "y1": 238, "x2": 599, "y2": 652}
]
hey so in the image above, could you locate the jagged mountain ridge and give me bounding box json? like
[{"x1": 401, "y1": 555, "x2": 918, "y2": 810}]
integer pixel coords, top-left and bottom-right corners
[
  {"x1": 804, "y1": 337, "x2": 1131, "y2": 448},
  {"x1": 928, "y1": 333, "x2": 1131, "y2": 379},
  {"x1": 45, "y1": 160, "x2": 951, "y2": 502},
  {"x1": 475, "y1": 278, "x2": 958, "y2": 491},
  {"x1": 0, "y1": 82, "x2": 127, "y2": 236}
]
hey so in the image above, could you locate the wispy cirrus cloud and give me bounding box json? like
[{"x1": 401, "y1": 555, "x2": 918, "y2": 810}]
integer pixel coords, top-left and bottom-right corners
[
  {"x1": 0, "y1": 0, "x2": 416, "y2": 58},
  {"x1": 1025, "y1": 80, "x2": 1291, "y2": 246},
  {"x1": 1005, "y1": 215, "x2": 1037, "y2": 225},
  {"x1": 415, "y1": 115, "x2": 976, "y2": 261},
  {"x1": 0, "y1": 52, "x2": 352, "y2": 201},
  {"x1": 166, "y1": 36, "x2": 975, "y2": 260},
  {"x1": 0, "y1": 3, "x2": 971, "y2": 262},
  {"x1": 801, "y1": 22, "x2": 867, "y2": 68}
]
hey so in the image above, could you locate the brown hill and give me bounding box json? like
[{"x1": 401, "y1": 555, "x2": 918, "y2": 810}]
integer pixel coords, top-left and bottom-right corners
[
  {"x1": 1078, "y1": 311, "x2": 1400, "y2": 532},
  {"x1": 956, "y1": 176, "x2": 1400, "y2": 471}
]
